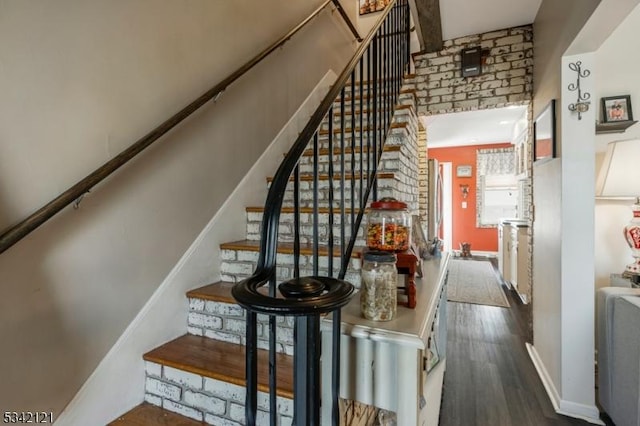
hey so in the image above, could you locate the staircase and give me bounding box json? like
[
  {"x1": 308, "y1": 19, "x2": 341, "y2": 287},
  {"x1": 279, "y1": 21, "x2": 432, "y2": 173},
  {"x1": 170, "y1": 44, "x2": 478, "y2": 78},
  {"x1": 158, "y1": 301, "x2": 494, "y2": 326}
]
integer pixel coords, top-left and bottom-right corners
[
  {"x1": 110, "y1": 2, "x2": 415, "y2": 423},
  {"x1": 109, "y1": 80, "x2": 418, "y2": 425}
]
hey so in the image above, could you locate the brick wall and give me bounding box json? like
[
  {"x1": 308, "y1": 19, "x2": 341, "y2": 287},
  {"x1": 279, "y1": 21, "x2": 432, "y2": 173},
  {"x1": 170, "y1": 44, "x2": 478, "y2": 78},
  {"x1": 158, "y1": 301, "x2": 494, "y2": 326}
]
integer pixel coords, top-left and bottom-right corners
[
  {"x1": 411, "y1": 25, "x2": 534, "y2": 296},
  {"x1": 412, "y1": 25, "x2": 533, "y2": 115}
]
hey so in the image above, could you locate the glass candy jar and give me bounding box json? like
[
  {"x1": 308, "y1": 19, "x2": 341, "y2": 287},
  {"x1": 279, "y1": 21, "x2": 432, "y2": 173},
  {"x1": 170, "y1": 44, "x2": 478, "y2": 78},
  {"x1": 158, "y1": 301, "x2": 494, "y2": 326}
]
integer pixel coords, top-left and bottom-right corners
[
  {"x1": 360, "y1": 250, "x2": 397, "y2": 321},
  {"x1": 366, "y1": 198, "x2": 411, "y2": 252}
]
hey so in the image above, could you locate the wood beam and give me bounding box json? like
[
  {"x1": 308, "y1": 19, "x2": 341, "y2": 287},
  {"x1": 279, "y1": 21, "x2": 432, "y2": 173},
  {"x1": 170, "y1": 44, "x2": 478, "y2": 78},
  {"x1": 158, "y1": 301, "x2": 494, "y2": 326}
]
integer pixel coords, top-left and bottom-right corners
[{"x1": 414, "y1": 0, "x2": 443, "y2": 53}]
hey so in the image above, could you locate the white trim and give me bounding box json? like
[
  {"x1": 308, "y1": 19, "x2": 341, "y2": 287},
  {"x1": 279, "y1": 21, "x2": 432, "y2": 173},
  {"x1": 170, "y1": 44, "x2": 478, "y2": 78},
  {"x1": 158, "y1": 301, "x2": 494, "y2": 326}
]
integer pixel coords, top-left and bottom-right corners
[
  {"x1": 451, "y1": 249, "x2": 498, "y2": 258},
  {"x1": 55, "y1": 70, "x2": 337, "y2": 426},
  {"x1": 526, "y1": 343, "x2": 562, "y2": 412},
  {"x1": 526, "y1": 343, "x2": 603, "y2": 425}
]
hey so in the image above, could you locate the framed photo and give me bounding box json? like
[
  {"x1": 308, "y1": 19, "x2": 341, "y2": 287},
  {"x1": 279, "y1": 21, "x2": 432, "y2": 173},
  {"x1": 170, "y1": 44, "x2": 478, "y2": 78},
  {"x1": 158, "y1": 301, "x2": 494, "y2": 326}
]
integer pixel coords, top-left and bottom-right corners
[
  {"x1": 601, "y1": 95, "x2": 633, "y2": 123},
  {"x1": 534, "y1": 99, "x2": 556, "y2": 163},
  {"x1": 359, "y1": 0, "x2": 390, "y2": 15},
  {"x1": 456, "y1": 164, "x2": 472, "y2": 177}
]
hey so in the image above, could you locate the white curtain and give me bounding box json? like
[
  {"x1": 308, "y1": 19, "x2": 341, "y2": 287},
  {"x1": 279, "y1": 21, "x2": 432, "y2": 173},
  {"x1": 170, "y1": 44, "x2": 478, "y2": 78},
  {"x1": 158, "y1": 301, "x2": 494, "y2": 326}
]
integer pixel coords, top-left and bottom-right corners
[{"x1": 476, "y1": 147, "x2": 515, "y2": 176}]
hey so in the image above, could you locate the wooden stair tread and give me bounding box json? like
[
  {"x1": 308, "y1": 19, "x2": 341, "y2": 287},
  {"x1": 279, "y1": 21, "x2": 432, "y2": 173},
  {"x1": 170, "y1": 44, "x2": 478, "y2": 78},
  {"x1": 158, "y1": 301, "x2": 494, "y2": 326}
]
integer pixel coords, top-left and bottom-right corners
[
  {"x1": 220, "y1": 239, "x2": 364, "y2": 257},
  {"x1": 109, "y1": 402, "x2": 204, "y2": 425},
  {"x1": 144, "y1": 335, "x2": 294, "y2": 399},
  {"x1": 318, "y1": 121, "x2": 407, "y2": 136},
  {"x1": 246, "y1": 206, "x2": 365, "y2": 214},
  {"x1": 331, "y1": 104, "x2": 411, "y2": 116},
  {"x1": 187, "y1": 281, "x2": 235, "y2": 304},
  {"x1": 301, "y1": 145, "x2": 401, "y2": 157},
  {"x1": 266, "y1": 172, "x2": 394, "y2": 183}
]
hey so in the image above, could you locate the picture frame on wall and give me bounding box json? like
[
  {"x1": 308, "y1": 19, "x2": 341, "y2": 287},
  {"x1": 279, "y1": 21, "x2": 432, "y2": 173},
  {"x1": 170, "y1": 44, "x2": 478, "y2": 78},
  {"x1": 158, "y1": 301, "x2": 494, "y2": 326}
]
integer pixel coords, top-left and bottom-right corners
[
  {"x1": 534, "y1": 99, "x2": 556, "y2": 163},
  {"x1": 359, "y1": 0, "x2": 390, "y2": 15},
  {"x1": 601, "y1": 95, "x2": 633, "y2": 123},
  {"x1": 456, "y1": 164, "x2": 472, "y2": 177}
]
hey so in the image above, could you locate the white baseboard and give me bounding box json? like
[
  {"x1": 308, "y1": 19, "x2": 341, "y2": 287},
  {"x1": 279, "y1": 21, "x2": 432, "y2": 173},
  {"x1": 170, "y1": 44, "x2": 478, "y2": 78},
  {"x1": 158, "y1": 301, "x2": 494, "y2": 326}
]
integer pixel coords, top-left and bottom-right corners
[
  {"x1": 526, "y1": 343, "x2": 603, "y2": 425},
  {"x1": 451, "y1": 249, "x2": 498, "y2": 258}
]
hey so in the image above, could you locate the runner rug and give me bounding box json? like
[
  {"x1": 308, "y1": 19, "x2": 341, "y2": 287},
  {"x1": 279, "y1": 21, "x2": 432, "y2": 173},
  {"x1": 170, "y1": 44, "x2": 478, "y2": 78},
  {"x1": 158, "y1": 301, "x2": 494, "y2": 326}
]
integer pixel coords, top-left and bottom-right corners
[{"x1": 447, "y1": 258, "x2": 509, "y2": 307}]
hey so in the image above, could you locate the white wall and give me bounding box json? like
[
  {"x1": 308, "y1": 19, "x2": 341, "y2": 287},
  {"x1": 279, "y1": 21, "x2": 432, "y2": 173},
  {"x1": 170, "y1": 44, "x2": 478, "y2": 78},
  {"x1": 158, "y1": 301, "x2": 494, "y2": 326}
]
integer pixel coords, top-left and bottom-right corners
[
  {"x1": 593, "y1": 4, "x2": 640, "y2": 288},
  {"x1": 0, "y1": 0, "x2": 360, "y2": 416},
  {"x1": 531, "y1": 0, "x2": 602, "y2": 422}
]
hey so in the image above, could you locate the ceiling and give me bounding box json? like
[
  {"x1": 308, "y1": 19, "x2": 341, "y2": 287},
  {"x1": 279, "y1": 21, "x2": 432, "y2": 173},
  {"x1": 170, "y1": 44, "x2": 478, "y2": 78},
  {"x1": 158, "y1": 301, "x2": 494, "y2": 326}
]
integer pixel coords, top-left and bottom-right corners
[
  {"x1": 439, "y1": 0, "x2": 542, "y2": 41},
  {"x1": 421, "y1": 0, "x2": 541, "y2": 148},
  {"x1": 422, "y1": 106, "x2": 528, "y2": 148}
]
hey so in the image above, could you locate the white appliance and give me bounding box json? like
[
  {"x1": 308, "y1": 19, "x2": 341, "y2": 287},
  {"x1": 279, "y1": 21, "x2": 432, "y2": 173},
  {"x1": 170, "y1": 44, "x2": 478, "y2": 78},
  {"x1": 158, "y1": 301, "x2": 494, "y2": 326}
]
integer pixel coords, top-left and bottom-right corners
[{"x1": 427, "y1": 159, "x2": 443, "y2": 241}]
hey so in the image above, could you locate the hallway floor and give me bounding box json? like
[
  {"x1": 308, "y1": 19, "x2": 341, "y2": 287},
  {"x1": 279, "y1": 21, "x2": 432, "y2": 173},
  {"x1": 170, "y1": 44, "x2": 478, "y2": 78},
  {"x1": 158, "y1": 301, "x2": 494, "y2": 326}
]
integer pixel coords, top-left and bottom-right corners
[{"x1": 438, "y1": 258, "x2": 612, "y2": 426}]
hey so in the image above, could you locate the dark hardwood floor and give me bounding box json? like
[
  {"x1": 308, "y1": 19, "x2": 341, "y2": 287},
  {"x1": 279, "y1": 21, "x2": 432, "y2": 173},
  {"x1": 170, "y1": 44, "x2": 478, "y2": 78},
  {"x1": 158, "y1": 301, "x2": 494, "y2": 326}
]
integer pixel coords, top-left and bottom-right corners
[{"x1": 438, "y1": 256, "x2": 611, "y2": 426}]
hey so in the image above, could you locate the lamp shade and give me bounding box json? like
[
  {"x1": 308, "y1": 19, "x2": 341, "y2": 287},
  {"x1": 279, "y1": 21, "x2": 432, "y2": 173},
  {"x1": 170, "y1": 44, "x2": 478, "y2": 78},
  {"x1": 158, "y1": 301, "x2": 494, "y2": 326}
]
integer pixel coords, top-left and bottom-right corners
[{"x1": 596, "y1": 139, "x2": 640, "y2": 198}]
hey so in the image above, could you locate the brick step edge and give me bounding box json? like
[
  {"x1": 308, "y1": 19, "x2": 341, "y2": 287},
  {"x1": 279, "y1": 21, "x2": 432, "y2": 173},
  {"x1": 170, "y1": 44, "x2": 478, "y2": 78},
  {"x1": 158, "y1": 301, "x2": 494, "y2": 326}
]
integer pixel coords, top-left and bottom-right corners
[
  {"x1": 143, "y1": 335, "x2": 294, "y2": 424},
  {"x1": 144, "y1": 334, "x2": 294, "y2": 399}
]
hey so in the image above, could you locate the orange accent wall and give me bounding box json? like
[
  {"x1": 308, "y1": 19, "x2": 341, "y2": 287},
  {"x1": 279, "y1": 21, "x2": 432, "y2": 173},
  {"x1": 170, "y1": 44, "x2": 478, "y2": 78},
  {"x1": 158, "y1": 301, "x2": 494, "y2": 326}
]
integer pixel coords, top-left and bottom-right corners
[{"x1": 429, "y1": 142, "x2": 512, "y2": 253}]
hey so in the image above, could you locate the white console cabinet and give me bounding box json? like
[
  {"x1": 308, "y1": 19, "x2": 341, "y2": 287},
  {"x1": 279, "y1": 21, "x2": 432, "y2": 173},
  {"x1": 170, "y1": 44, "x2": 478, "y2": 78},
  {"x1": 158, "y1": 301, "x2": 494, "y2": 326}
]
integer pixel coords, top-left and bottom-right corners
[{"x1": 321, "y1": 254, "x2": 450, "y2": 426}]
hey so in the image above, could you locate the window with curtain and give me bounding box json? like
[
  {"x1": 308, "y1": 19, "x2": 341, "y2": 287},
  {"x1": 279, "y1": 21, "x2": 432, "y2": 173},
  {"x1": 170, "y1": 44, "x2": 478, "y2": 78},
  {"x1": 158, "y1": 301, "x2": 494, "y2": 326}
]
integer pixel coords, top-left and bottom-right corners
[{"x1": 476, "y1": 147, "x2": 516, "y2": 227}]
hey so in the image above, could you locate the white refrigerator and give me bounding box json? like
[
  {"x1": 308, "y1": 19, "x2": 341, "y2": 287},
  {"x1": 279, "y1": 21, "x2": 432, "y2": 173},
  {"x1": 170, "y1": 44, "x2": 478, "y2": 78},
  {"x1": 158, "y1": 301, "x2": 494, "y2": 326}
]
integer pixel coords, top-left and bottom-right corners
[{"x1": 427, "y1": 158, "x2": 442, "y2": 242}]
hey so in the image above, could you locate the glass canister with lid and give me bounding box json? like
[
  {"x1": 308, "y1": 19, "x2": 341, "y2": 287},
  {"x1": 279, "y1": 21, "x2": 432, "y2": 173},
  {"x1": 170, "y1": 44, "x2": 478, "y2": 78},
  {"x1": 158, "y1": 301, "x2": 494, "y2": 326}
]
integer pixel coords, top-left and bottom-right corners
[
  {"x1": 360, "y1": 250, "x2": 398, "y2": 321},
  {"x1": 366, "y1": 197, "x2": 411, "y2": 252}
]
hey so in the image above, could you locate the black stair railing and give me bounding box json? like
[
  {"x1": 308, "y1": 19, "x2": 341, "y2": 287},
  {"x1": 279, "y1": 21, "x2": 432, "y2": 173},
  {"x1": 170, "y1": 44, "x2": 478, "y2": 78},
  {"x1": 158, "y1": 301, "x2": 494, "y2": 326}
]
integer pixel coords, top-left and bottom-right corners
[{"x1": 231, "y1": 1, "x2": 410, "y2": 424}]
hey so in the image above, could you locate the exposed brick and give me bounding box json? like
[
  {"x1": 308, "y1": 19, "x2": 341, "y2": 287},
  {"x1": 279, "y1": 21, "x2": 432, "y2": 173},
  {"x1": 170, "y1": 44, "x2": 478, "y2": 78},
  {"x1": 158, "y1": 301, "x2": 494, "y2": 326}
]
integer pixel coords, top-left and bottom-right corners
[
  {"x1": 187, "y1": 326, "x2": 204, "y2": 336},
  {"x1": 496, "y1": 69, "x2": 526, "y2": 79},
  {"x1": 204, "y1": 414, "x2": 242, "y2": 426},
  {"x1": 496, "y1": 35, "x2": 523, "y2": 46},
  {"x1": 146, "y1": 377, "x2": 181, "y2": 401},
  {"x1": 204, "y1": 330, "x2": 242, "y2": 344},
  {"x1": 189, "y1": 312, "x2": 223, "y2": 330},
  {"x1": 163, "y1": 400, "x2": 204, "y2": 422},
  {"x1": 430, "y1": 87, "x2": 454, "y2": 96},
  {"x1": 480, "y1": 96, "x2": 508, "y2": 107},
  {"x1": 144, "y1": 393, "x2": 162, "y2": 406},
  {"x1": 205, "y1": 378, "x2": 245, "y2": 402},
  {"x1": 205, "y1": 301, "x2": 244, "y2": 317},
  {"x1": 220, "y1": 250, "x2": 236, "y2": 261},
  {"x1": 482, "y1": 30, "x2": 509, "y2": 39},
  {"x1": 145, "y1": 361, "x2": 162, "y2": 377},
  {"x1": 184, "y1": 390, "x2": 226, "y2": 415},
  {"x1": 164, "y1": 366, "x2": 203, "y2": 390},
  {"x1": 453, "y1": 99, "x2": 480, "y2": 110},
  {"x1": 428, "y1": 56, "x2": 453, "y2": 66},
  {"x1": 257, "y1": 394, "x2": 294, "y2": 416},
  {"x1": 189, "y1": 298, "x2": 205, "y2": 311},
  {"x1": 454, "y1": 35, "x2": 480, "y2": 45},
  {"x1": 441, "y1": 93, "x2": 467, "y2": 102}
]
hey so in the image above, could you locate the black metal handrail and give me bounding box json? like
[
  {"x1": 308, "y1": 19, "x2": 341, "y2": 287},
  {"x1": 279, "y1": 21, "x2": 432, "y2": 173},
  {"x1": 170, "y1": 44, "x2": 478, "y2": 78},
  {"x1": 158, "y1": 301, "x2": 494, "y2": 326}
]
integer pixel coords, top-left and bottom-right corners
[
  {"x1": 232, "y1": 0, "x2": 411, "y2": 424},
  {"x1": 0, "y1": 0, "x2": 360, "y2": 255}
]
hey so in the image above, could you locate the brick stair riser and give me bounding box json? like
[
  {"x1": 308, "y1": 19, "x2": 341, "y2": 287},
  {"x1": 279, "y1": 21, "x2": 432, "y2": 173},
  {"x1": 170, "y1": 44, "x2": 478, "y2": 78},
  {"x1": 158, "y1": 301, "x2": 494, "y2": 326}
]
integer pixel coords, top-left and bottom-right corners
[
  {"x1": 330, "y1": 92, "x2": 415, "y2": 114},
  {"x1": 246, "y1": 210, "x2": 366, "y2": 245},
  {"x1": 319, "y1": 105, "x2": 412, "y2": 132},
  {"x1": 315, "y1": 125, "x2": 413, "y2": 150},
  {"x1": 297, "y1": 149, "x2": 402, "y2": 175},
  {"x1": 187, "y1": 298, "x2": 296, "y2": 356},
  {"x1": 144, "y1": 362, "x2": 293, "y2": 426},
  {"x1": 275, "y1": 176, "x2": 400, "y2": 208},
  {"x1": 220, "y1": 249, "x2": 362, "y2": 289}
]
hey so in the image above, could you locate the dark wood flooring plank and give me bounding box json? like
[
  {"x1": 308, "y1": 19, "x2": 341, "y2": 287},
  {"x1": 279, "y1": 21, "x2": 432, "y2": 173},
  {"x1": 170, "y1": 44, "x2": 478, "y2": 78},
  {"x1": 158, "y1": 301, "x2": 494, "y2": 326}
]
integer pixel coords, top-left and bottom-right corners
[{"x1": 439, "y1": 274, "x2": 610, "y2": 426}]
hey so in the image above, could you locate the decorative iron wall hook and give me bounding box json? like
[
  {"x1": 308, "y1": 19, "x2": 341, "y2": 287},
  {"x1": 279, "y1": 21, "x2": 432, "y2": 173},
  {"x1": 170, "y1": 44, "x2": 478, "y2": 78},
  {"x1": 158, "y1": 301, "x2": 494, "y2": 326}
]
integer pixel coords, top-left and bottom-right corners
[{"x1": 567, "y1": 61, "x2": 591, "y2": 120}]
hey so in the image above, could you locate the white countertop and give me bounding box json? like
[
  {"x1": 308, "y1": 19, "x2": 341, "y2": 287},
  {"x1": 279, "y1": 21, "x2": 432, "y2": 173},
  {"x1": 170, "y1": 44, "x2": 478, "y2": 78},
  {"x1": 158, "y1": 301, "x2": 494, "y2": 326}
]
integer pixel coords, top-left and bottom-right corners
[{"x1": 321, "y1": 252, "x2": 450, "y2": 349}]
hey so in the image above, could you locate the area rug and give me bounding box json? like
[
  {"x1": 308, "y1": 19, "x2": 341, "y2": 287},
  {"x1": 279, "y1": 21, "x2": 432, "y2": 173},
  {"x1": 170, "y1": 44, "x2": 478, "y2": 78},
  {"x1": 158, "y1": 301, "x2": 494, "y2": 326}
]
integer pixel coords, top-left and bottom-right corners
[{"x1": 447, "y1": 258, "x2": 510, "y2": 307}]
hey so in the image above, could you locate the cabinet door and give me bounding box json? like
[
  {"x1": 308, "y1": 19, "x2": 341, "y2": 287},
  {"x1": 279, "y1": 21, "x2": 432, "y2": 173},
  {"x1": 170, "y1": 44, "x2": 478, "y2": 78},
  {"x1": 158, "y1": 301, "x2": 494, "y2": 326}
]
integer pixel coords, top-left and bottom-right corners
[{"x1": 510, "y1": 228, "x2": 518, "y2": 289}]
